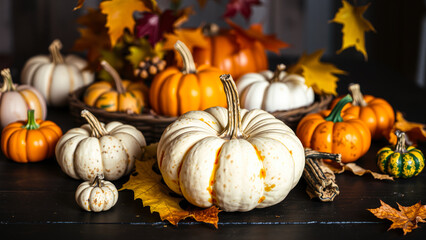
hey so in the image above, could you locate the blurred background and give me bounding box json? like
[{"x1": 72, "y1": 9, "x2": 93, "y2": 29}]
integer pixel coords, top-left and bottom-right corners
[{"x1": 0, "y1": 0, "x2": 425, "y2": 87}]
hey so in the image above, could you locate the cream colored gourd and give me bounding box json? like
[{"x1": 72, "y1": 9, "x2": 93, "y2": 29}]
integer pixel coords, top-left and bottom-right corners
[
  {"x1": 55, "y1": 110, "x2": 146, "y2": 181},
  {"x1": 21, "y1": 39, "x2": 94, "y2": 106},
  {"x1": 237, "y1": 64, "x2": 314, "y2": 112},
  {"x1": 157, "y1": 74, "x2": 305, "y2": 212},
  {"x1": 0, "y1": 69, "x2": 47, "y2": 128},
  {"x1": 75, "y1": 174, "x2": 118, "y2": 212}
]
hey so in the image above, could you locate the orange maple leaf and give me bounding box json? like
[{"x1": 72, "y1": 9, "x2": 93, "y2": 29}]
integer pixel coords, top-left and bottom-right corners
[
  {"x1": 100, "y1": 0, "x2": 150, "y2": 46},
  {"x1": 330, "y1": 0, "x2": 375, "y2": 60},
  {"x1": 368, "y1": 200, "x2": 426, "y2": 235},
  {"x1": 387, "y1": 111, "x2": 426, "y2": 146}
]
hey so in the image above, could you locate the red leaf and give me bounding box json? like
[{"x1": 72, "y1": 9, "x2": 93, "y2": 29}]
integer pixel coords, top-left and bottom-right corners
[{"x1": 224, "y1": 0, "x2": 261, "y2": 20}]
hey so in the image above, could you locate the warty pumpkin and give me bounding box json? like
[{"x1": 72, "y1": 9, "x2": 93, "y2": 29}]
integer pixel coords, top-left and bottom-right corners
[
  {"x1": 84, "y1": 60, "x2": 148, "y2": 114},
  {"x1": 1, "y1": 109, "x2": 62, "y2": 163},
  {"x1": 237, "y1": 64, "x2": 315, "y2": 112},
  {"x1": 150, "y1": 40, "x2": 226, "y2": 117},
  {"x1": 55, "y1": 110, "x2": 146, "y2": 180},
  {"x1": 0, "y1": 68, "x2": 47, "y2": 128},
  {"x1": 157, "y1": 74, "x2": 305, "y2": 212},
  {"x1": 330, "y1": 84, "x2": 394, "y2": 139},
  {"x1": 377, "y1": 131, "x2": 424, "y2": 178},
  {"x1": 296, "y1": 94, "x2": 371, "y2": 163},
  {"x1": 75, "y1": 174, "x2": 118, "y2": 212},
  {"x1": 21, "y1": 39, "x2": 94, "y2": 106}
]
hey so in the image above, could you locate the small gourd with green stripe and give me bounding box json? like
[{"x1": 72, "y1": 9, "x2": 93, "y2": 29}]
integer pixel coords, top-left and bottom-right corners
[{"x1": 377, "y1": 131, "x2": 424, "y2": 178}]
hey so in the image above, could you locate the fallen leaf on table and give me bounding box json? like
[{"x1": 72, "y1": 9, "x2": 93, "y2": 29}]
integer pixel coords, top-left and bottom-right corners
[
  {"x1": 368, "y1": 200, "x2": 426, "y2": 235},
  {"x1": 319, "y1": 160, "x2": 394, "y2": 180},
  {"x1": 223, "y1": 0, "x2": 262, "y2": 20},
  {"x1": 100, "y1": 0, "x2": 150, "y2": 46},
  {"x1": 330, "y1": 0, "x2": 375, "y2": 60},
  {"x1": 287, "y1": 50, "x2": 346, "y2": 95},
  {"x1": 387, "y1": 111, "x2": 426, "y2": 146},
  {"x1": 120, "y1": 143, "x2": 220, "y2": 227}
]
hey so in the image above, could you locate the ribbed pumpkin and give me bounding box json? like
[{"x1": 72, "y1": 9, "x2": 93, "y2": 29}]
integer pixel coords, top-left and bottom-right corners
[
  {"x1": 192, "y1": 24, "x2": 268, "y2": 81},
  {"x1": 158, "y1": 74, "x2": 305, "y2": 212},
  {"x1": 84, "y1": 61, "x2": 148, "y2": 114},
  {"x1": 330, "y1": 84, "x2": 394, "y2": 139},
  {"x1": 377, "y1": 131, "x2": 425, "y2": 178},
  {"x1": 296, "y1": 95, "x2": 371, "y2": 163},
  {"x1": 0, "y1": 68, "x2": 47, "y2": 128},
  {"x1": 150, "y1": 40, "x2": 226, "y2": 117},
  {"x1": 21, "y1": 39, "x2": 94, "y2": 106}
]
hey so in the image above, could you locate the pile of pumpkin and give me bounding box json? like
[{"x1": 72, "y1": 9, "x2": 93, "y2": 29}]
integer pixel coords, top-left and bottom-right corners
[{"x1": 0, "y1": 36, "x2": 424, "y2": 213}]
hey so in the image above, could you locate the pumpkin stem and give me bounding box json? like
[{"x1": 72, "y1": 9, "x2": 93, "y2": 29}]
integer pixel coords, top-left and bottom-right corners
[
  {"x1": 23, "y1": 109, "x2": 40, "y2": 130},
  {"x1": 324, "y1": 94, "x2": 352, "y2": 123},
  {"x1": 270, "y1": 64, "x2": 286, "y2": 83},
  {"x1": 1, "y1": 68, "x2": 16, "y2": 92},
  {"x1": 394, "y1": 130, "x2": 407, "y2": 153},
  {"x1": 100, "y1": 60, "x2": 125, "y2": 94},
  {"x1": 49, "y1": 39, "x2": 65, "y2": 64},
  {"x1": 202, "y1": 23, "x2": 219, "y2": 37},
  {"x1": 174, "y1": 40, "x2": 197, "y2": 74},
  {"x1": 81, "y1": 109, "x2": 109, "y2": 138},
  {"x1": 348, "y1": 83, "x2": 367, "y2": 107},
  {"x1": 219, "y1": 74, "x2": 244, "y2": 139},
  {"x1": 91, "y1": 173, "x2": 104, "y2": 187}
]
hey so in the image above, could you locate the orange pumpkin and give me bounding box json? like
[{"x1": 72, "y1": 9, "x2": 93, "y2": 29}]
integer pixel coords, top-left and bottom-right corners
[
  {"x1": 84, "y1": 60, "x2": 148, "y2": 114},
  {"x1": 330, "y1": 84, "x2": 394, "y2": 139},
  {"x1": 191, "y1": 24, "x2": 268, "y2": 81},
  {"x1": 150, "y1": 40, "x2": 226, "y2": 117},
  {"x1": 296, "y1": 95, "x2": 371, "y2": 163},
  {"x1": 1, "y1": 109, "x2": 62, "y2": 163}
]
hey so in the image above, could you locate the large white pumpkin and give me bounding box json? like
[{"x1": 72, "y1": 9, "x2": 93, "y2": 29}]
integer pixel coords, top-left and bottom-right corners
[
  {"x1": 237, "y1": 64, "x2": 314, "y2": 112},
  {"x1": 157, "y1": 74, "x2": 305, "y2": 212},
  {"x1": 21, "y1": 39, "x2": 94, "y2": 106},
  {"x1": 55, "y1": 110, "x2": 146, "y2": 181}
]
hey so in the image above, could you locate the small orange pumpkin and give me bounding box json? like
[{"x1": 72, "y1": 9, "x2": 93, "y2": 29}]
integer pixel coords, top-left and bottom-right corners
[
  {"x1": 1, "y1": 109, "x2": 62, "y2": 163},
  {"x1": 84, "y1": 60, "x2": 148, "y2": 114},
  {"x1": 149, "y1": 40, "x2": 226, "y2": 117},
  {"x1": 296, "y1": 94, "x2": 371, "y2": 163},
  {"x1": 330, "y1": 84, "x2": 394, "y2": 139}
]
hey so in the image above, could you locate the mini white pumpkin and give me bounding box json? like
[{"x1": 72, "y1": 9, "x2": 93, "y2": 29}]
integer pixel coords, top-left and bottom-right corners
[
  {"x1": 21, "y1": 39, "x2": 94, "y2": 106},
  {"x1": 158, "y1": 74, "x2": 305, "y2": 212},
  {"x1": 55, "y1": 110, "x2": 146, "y2": 181},
  {"x1": 75, "y1": 174, "x2": 118, "y2": 212},
  {"x1": 237, "y1": 64, "x2": 314, "y2": 112}
]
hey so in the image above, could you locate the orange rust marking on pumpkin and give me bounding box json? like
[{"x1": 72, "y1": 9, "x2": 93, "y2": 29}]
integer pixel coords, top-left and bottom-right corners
[
  {"x1": 258, "y1": 196, "x2": 265, "y2": 203},
  {"x1": 199, "y1": 118, "x2": 213, "y2": 129},
  {"x1": 289, "y1": 150, "x2": 293, "y2": 156},
  {"x1": 159, "y1": 151, "x2": 165, "y2": 168},
  {"x1": 260, "y1": 168, "x2": 266, "y2": 179},
  {"x1": 253, "y1": 145, "x2": 265, "y2": 161},
  {"x1": 207, "y1": 146, "x2": 222, "y2": 204},
  {"x1": 265, "y1": 184, "x2": 276, "y2": 192}
]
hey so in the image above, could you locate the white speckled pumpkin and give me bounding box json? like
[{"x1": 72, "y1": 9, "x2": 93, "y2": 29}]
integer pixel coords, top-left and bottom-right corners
[
  {"x1": 55, "y1": 110, "x2": 146, "y2": 181},
  {"x1": 157, "y1": 74, "x2": 305, "y2": 212},
  {"x1": 237, "y1": 64, "x2": 314, "y2": 112},
  {"x1": 75, "y1": 174, "x2": 118, "y2": 212},
  {"x1": 21, "y1": 39, "x2": 94, "y2": 106}
]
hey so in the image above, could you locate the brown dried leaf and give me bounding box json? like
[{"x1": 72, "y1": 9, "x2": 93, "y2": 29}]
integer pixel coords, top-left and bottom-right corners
[
  {"x1": 319, "y1": 160, "x2": 394, "y2": 180},
  {"x1": 387, "y1": 111, "x2": 426, "y2": 146},
  {"x1": 368, "y1": 200, "x2": 426, "y2": 235}
]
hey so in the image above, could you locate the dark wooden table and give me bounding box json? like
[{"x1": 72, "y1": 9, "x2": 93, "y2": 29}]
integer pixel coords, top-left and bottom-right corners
[{"x1": 1, "y1": 58, "x2": 426, "y2": 239}]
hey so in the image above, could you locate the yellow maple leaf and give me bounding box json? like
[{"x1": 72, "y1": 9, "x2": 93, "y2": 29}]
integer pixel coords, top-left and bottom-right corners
[
  {"x1": 120, "y1": 144, "x2": 220, "y2": 227},
  {"x1": 330, "y1": 0, "x2": 375, "y2": 60},
  {"x1": 287, "y1": 49, "x2": 346, "y2": 95},
  {"x1": 163, "y1": 28, "x2": 208, "y2": 65},
  {"x1": 100, "y1": 0, "x2": 150, "y2": 46},
  {"x1": 126, "y1": 39, "x2": 165, "y2": 68}
]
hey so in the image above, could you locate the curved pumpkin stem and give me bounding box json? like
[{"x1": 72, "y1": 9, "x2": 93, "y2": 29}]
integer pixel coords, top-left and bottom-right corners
[
  {"x1": 348, "y1": 83, "x2": 367, "y2": 107},
  {"x1": 91, "y1": 173, "x2": 105, "y2": 187},
  {"x1": 270, "y1": 64, "x2": 286, "y2": 83},
  {"x1": 23, "y1": 109, "x2": 40, "y2": 130},
  {"x1": 100, "y1": 60, "x2": 125, "y2": 94},
  {"x1": 49, "y1": 39, "x2": 65, "y2": 64},
  {"x1": 174, "y1": 40, "x2": 197, "y2": 74},
  {"x1": 324, "y1": 94, "x2": 352, "y2": 123},
  {"x1": 1, "y1": 68, "x2": 16, "y2": 92},
  {"x1": 394, "y1": 130, "x2": 407, "y2": 153},
  {"x1": 81, "y1": 109, "x2": 109, "y2": 138},
  {"x1": 219, "y1": 74, "x2": 243, "y2": 139},
  {"x1": 202, "y1": 23, "x2": 219, "y2": 37}
]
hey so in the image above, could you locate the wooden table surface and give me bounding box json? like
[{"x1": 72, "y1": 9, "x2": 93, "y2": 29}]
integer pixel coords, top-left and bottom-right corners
[{"x1": 1, "y1": 58, "x2": 425, "y2": 239}]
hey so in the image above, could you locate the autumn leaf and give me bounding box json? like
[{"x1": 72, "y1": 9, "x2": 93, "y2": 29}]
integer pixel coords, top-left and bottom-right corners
[
  {"x1": 387, "y1": 111, "x2": 426, "y2": 146},
  {"x1": 368, "y1": 200, "x2": 426, "y2": 235},
  {"x1": 100, "y1": 0, "x2": 150, "y2": 46},
  {"x1": 224, "y1": 0, "x2": 262, "y2": 20},
  {"x1": 126, "y1": 39, "x2": 165, "y2": 68},
  {"x1": 73, "y1": 0, "x2": 85, "y2": 11},
  {"x1": 330, "y1": 0, "x2": 375, "y2": 60},
  {"x1": 318, "y1": 160, "x2": 393, "y2": 180},
  {"x1": 226, "y1": 19, "x2": 289, "y2": 53},
  {"x1": 287, "y1": 50, "x2": 346, "y2": 95},
  {"x1": 120, "y1": 144, "x2": 220, "y2": 227}
]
